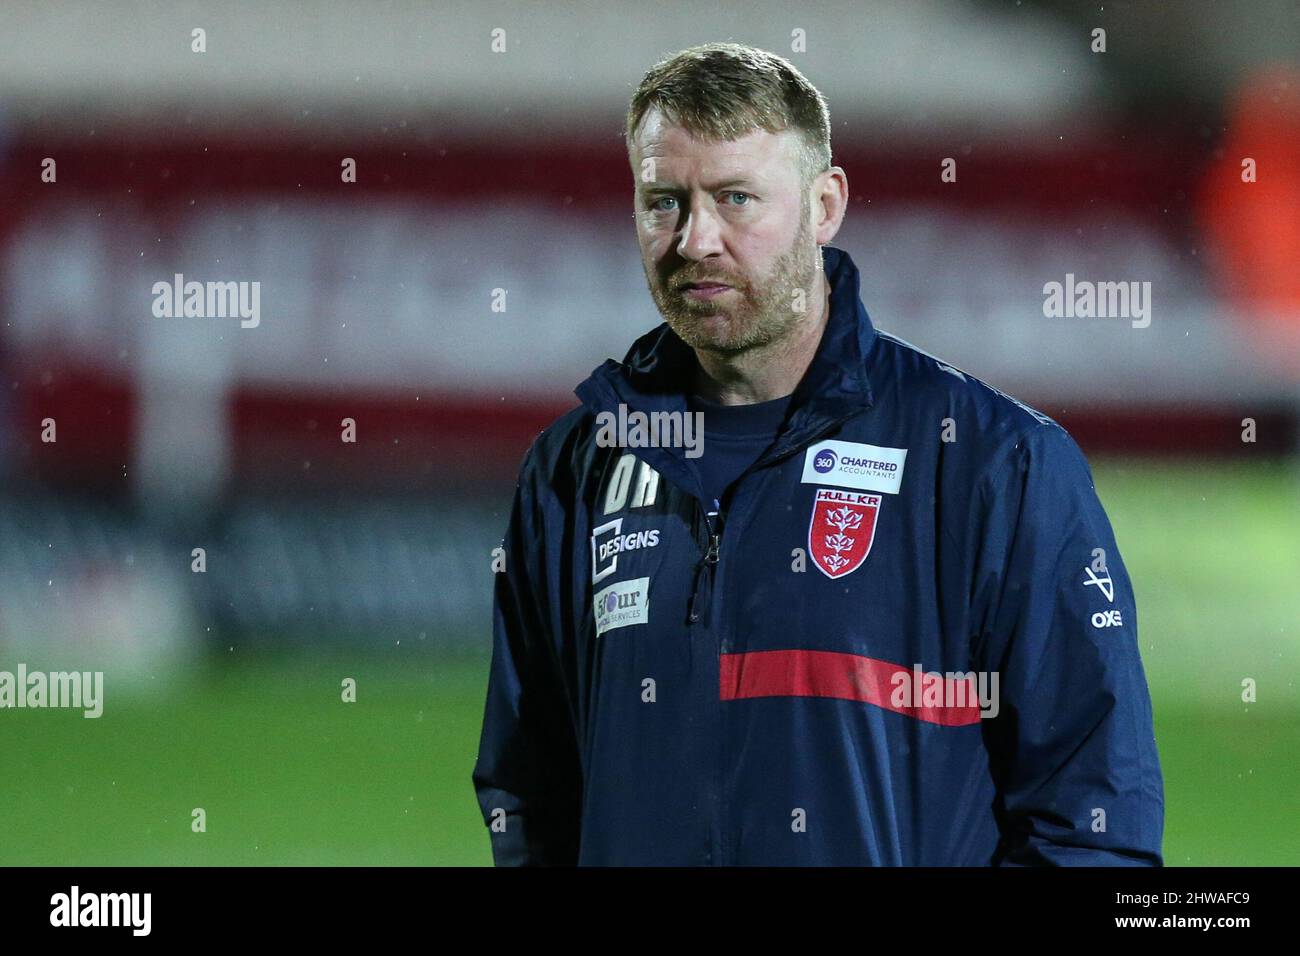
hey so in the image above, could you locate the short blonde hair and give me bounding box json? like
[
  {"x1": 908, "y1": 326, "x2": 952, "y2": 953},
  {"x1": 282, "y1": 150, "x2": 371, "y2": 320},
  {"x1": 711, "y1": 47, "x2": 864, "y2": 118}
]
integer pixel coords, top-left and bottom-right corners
[{"x1": 626, "y1": 42, "x2": 833, "y2": 190}]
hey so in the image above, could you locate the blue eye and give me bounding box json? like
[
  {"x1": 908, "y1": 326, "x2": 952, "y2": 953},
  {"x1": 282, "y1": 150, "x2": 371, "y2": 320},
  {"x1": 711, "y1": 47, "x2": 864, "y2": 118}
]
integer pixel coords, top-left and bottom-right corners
[{"x1": 647, "y1": 192, "x2": 751, "y2": 213}]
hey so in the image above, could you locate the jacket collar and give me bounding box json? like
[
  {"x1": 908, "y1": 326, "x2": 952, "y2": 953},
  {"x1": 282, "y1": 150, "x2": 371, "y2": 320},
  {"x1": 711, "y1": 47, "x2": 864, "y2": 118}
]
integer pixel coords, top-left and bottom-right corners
[{"x1": 575, "y1": 245, "x2": 877, "y2": 499}]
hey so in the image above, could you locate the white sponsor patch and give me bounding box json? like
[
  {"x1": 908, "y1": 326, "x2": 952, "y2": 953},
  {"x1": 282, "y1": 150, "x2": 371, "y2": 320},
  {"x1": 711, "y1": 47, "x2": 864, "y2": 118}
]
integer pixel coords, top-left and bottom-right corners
[
  {"x1": 801, "y1": 440, "x2": 907, "y2": 494},
  {"x1": 594, "y1": 577, "x2": 650, "y2": 636},
  {"x1": 590, "y1": 518, "x2": 661, "y2": 583}
]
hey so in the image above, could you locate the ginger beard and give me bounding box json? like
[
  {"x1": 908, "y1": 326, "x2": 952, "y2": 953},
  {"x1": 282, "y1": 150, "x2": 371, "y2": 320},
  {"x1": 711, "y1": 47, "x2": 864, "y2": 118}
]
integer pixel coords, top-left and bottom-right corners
[{"x1": 646, "y1": 191, "x2": 819, "y2": 355}]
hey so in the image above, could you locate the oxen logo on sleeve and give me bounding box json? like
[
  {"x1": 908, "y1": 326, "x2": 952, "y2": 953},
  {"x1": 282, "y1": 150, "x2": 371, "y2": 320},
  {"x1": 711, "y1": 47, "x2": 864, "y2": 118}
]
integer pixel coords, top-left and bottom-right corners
[{"x1": 808, "y1": 489, "x2": 881, "y2": 579}]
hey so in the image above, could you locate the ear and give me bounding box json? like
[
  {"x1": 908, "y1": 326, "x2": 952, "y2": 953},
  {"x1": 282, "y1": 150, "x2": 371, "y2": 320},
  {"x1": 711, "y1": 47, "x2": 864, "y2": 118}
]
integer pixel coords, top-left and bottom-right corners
[{"x1": 813, "y1": 167, "x2": 848, "y2": 246}]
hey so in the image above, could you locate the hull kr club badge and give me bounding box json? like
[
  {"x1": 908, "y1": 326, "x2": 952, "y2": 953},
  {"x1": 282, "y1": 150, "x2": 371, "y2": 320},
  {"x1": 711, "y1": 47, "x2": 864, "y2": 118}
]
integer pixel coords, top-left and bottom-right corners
[{"x1": 809, "y1": 488, "x2": 881, "y2": 579}]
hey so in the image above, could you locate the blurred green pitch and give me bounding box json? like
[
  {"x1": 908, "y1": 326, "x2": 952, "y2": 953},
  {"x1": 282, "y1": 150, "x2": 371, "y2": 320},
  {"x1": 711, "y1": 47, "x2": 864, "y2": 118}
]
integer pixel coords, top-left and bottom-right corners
[{"x1": 2, "y1": 458, "x2": 1297, "y2": 866}]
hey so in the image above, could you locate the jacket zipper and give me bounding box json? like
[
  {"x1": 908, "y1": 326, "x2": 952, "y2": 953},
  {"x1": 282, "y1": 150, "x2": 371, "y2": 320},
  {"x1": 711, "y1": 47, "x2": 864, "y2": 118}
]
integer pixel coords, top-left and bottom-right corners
[
  {"x1": 687, "y1": 498, "x2": 721, "y2": 624},
  {"x1": 683, "y1": 496, "x2": 723, "y2": 865}
]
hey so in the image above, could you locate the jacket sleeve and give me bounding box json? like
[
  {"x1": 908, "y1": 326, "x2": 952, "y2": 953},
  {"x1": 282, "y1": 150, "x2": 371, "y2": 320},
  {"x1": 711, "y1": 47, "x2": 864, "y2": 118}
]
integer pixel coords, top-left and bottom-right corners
[
  {"x1": 470, "y1": 445, "x2": 583, "y2": 865},
  {"x1": 972, "y1": 423, "x2": 1164, "y2": 866}
]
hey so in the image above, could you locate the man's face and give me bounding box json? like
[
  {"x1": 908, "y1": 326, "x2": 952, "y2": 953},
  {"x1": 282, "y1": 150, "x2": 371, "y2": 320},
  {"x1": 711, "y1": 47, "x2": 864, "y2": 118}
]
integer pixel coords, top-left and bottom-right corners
[{"x1": 631, "y1": 109, "x2": 820, "y2": 354}]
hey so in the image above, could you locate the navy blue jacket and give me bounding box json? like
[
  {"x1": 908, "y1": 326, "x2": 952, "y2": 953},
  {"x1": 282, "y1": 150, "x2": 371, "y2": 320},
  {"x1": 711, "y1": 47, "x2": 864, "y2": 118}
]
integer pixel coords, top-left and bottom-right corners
[{"x1": 472, "y1": 245, "x2": 1164, "y2": 866}]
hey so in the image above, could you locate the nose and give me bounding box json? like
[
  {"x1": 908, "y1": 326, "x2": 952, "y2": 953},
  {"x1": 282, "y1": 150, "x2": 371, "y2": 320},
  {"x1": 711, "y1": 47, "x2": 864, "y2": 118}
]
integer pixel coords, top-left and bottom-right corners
[{"x1": 676, "y1": 201, "x2": 725, "y2": 262}]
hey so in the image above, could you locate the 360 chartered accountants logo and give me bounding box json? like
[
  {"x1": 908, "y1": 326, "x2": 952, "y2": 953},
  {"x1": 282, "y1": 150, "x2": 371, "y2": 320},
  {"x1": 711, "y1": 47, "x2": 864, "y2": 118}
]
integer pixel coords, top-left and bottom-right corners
[{"x1": 801, "y1": 440, "x2": 908, "y2": 495}]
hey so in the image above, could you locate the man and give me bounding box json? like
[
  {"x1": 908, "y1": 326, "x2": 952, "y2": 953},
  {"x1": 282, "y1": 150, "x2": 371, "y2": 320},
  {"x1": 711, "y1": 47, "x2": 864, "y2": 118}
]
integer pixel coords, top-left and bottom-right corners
[{"x1": 472, "y1": 42, "x2": 1164, "y2": 865}]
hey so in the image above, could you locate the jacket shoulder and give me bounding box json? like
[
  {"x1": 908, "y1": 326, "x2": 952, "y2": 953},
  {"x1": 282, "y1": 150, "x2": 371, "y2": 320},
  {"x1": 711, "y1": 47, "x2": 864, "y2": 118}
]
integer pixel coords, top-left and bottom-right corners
[
  {"x1": 515, "y1": 404, "x2": 598, "y2": 496},
  {"x1": 870, "y1": 329, "x2": 1079, "y2": 461}
]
